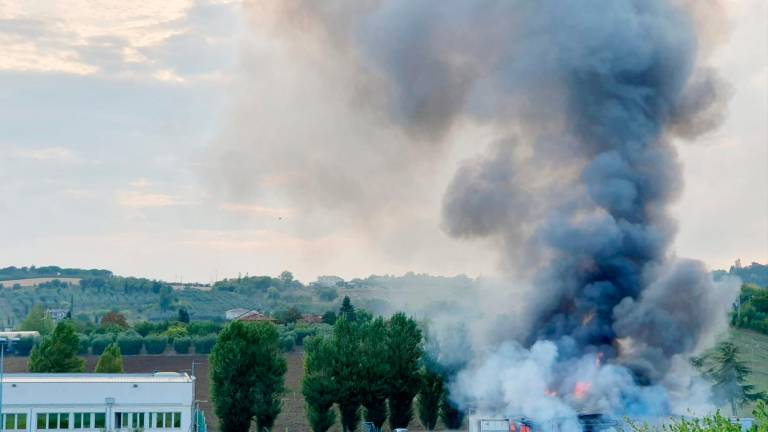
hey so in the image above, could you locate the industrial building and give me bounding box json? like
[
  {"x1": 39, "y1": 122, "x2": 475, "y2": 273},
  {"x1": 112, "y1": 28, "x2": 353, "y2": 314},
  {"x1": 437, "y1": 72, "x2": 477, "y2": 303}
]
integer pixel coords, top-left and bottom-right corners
[{"x1": 0, "y1": 372, "x2": 197, "y2": 432}]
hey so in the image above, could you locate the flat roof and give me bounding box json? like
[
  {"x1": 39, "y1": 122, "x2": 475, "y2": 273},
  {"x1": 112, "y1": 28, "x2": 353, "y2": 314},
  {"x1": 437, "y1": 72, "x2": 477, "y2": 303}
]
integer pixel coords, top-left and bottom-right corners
[{"x1": 3, "y1": 372, "x2": 194, "y2": 384}]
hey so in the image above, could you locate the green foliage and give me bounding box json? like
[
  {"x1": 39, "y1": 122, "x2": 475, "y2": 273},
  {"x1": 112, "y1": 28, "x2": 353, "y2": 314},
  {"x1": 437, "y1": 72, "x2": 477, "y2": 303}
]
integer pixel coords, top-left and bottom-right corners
[
  {"x1": 417, "y1": 368, "x2": 443, "y2": 431},
  {"x1": 733, "y1": 284, "x2": 768, "y2": 335},
  {"x1": 294, "y1": 326, "x2": 317, "y2": 346},
  {"x1": 95, "y1": 343, "x2": 124, "y2": 373},
  {"x1": 100, "y1": 311, "x2": 129, "y2": 329},
  {"x1": 386, "y1": 313, "x2": 423, "y2": 429},
  {"x1": 194, "y1": 335, "x2": 217, "y2": 354},
  {"x1": 14, "y1": 336, "x2": 37, "y2": 356},
  {"x1": 318, "y1": 287, "x2": 338, "y2": 302},
  {"x1": 117, "y1": 333, "x2": 143, "y2": 355},
  {"x1": 28, "y1": 320, "x2": 85, "y2": 373},
  {"x1": 210, "y1": 321, "x2": 287, "y2": 432},
  {"x1": 134, "y1": 321, "x2": 154, "y2": 337},
  {"x1": 165, "y1": 324, "x2": 188, "y2": 341},
  {"x1": 697, "y1": 341, "x2": 767, "y2": 415},
  {"x1": 440, "y1": 392, "x2": 465, "y2": 430},
  {"x1": 754, "y1": 400, "x2": 768, "y2": 431},
  {"x1": 144, "y1": 335, "x2": 168, "y2": 354},
  {"x1": 333, "y1": 316, "x2": 364, "y2": 432},
  {"x1": 187, "y1": 321, "x2": 222, "y2": 336},
  {"x1": 178, "y1": 308, "x2": 190, "y2": 323},
  {"x1": 280, "y1": 334, "x2": 296, "y2": 353},
  {"x1": 91, "y1": 335, "x2": 113, "y2": 355},
  {"x1": 19, "y1": 305, "x2": 54, "y2": 335},
  {"x1": 78, "y1": 334, "x2": 90, "y2": 355},
  {"x1": 339, "y1": 297, "x2": 356, "y2": 322},
  {"x1": 360, "y1": 318, "x2": 390, "y2": 430},
  {"x1": 302, "y1": 336, "x2": 337, "y2": 432},
  {"x1": 322, "y1": 311, "x2": 337, "y2": 325},
  {"x1": 0, "y1": 266, "x2": 111, "y2": 281},
  {"x1": 174, "y1": 337, "x2": 192, "y2": 354},
  {"x1": 628, "y1": 412, "x2": 742, "y2": 431},
  {"x1": 276, "y1": 306, "x2": 303, "y2": 324}
]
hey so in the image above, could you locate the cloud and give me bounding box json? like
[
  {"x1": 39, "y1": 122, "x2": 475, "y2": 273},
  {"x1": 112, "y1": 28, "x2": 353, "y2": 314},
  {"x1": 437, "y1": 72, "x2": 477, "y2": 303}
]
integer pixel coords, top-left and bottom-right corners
[
  {"x1": 219, "y1": 202, "x2": 295, "y2": 219},
  {"x1": 0, "y1": 0, "x2": 242, "y2": 81},
  {"x1": 115, "y1": 191, "x2": 190, "y2": 208},
  {"x1": 12, "y1": 146, "x2": 80, "y2": 163}
]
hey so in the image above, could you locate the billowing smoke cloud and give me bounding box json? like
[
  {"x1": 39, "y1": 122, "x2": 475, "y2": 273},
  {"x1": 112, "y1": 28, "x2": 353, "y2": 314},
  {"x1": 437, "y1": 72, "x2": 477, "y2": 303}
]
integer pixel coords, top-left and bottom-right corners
[{"x1": 230, "y1": 0, "x2": 738, "y2": 421}]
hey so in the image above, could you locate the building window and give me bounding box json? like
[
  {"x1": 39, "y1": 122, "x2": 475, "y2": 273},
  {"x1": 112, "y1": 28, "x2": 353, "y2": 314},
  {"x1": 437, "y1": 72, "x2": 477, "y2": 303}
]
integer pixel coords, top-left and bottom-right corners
[
  {"x1": 152, "y1": 412, "x2": 182, "y2": 429},
  {"x1": 132, "y1": 413, "x2": 145, "y2": 429},
  {"x1": 1, "y1": 414, "x2": 28, "y2": 430},
  {"x1": 94, "y1": 413, "x2": 106, "y2": 429},
  {"x1": 36, "y1": 413, "x2": 69, "y2": 430},
  {"x1": 37, "y1": 414, "x2": 46, "y2": 429},
  {"x1": 48, "y1": 413, "x2": 58, "y2": 430}
]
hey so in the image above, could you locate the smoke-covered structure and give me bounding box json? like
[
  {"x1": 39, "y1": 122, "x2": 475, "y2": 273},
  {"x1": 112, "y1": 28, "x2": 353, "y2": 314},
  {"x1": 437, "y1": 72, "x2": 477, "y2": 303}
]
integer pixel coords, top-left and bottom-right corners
[{"x1": 240, "y1": 0, "x2": 739, "y2": 422}]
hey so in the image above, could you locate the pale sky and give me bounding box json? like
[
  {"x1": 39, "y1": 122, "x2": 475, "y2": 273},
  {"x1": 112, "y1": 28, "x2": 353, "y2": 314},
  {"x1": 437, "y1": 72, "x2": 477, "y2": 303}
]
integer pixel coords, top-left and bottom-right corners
[{"x1": 0, "y1": 0, "x2": 765, "y2": 283}]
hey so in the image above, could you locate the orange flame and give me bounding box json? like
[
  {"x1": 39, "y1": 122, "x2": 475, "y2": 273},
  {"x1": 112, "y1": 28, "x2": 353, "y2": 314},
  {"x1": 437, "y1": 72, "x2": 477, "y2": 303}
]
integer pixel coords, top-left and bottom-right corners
[{"x1": 573, "y1": 381, "x2": 592, "y2": 399}]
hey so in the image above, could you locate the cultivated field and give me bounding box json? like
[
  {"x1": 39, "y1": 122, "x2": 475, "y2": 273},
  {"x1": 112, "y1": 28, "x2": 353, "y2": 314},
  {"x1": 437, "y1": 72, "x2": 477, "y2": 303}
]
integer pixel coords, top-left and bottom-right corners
[{"x1": 0, "y1": 277, "x2": 82, "y2": 287}]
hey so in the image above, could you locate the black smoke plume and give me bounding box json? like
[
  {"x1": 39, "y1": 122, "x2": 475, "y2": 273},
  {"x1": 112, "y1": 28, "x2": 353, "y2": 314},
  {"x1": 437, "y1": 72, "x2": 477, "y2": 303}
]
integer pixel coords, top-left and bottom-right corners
[{"x1": 242, "y1": 0, "x2": 737, "y2": 418}]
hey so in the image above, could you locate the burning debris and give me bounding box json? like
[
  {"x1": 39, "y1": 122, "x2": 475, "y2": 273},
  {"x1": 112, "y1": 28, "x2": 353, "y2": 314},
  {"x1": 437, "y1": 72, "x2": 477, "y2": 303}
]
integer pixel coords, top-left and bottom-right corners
[{"x1": 244, "y1": 0, "x2": 739, "y2": 424}]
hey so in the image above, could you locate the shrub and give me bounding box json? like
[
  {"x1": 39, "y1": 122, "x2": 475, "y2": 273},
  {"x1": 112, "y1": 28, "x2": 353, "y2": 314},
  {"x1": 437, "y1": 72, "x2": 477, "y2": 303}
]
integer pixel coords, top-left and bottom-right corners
[
  {"x1": 187, "y1": 321, "x2": 222, "y2": 336},
  {"x1": 14, "y1": 336, "x2": 37, "y2": 356},
  {"x1": 280, "y1": 334, "x2": 295, "y2": 352},
  {"x1": 193, "y1": 335, "x2": 217, "y2": 354},
  {"x1": 294, "y1": 327, "x2": 316, "y2": 345},
  {"x1": 117, "y1": 333, "x2": 143, "y2": 355},
  {"x1": 144, "y1": 335, "x2": 167, "y2": 355},
  {"x1": 174, "y1": 337, "x2": 192, "y2": 354},
  {"x1": 91, "y1": 335, "x2": 113, "y2": 355},
  {"x1": 164, "y1": 324, "x2": 188, "y2": 342},
  {"x1": 78, "y1": 334, "x2": 90, "y2": 355}
]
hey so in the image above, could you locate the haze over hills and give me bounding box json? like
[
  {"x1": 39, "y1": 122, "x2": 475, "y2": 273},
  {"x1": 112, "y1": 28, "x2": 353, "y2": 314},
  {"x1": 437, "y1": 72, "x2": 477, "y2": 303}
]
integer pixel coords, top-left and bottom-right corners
[{"x1": 0, "y1": 262, "x2": 764, "y2": 327}]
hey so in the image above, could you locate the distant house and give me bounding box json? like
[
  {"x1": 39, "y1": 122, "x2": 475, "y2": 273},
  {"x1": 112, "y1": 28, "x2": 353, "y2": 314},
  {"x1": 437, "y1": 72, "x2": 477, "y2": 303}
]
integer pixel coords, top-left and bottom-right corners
[
  {"x1": 300, "y1": 314, "x2": 323, "y2": 324},
  {"x1": 225, "y1": 308, "x2": 250, "y2": 320},
  {"x1": 236, "y1": 311, "x2": 276, "y2": 323},
  {"x1": 45, "y1": 308, "x2": 69, "y2": 322}
]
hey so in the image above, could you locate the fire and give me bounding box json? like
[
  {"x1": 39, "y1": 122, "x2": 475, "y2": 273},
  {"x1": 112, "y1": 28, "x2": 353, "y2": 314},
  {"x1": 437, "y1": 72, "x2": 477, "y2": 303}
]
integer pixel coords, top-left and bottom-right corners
[
  {"x1": 581, "y1": 310, "x2": 596, "y2": 326},
  {"x1": 573, "y1": 381, "x2": 592, "y2": 399}
]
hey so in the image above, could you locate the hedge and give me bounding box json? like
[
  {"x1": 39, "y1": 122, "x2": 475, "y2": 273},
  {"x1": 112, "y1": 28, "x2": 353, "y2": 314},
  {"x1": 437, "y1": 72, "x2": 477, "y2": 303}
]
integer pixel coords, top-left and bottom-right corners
[
  {"x1": 117, "y1": 334, "x2": 143, "y2": 355},
  {"x1": 78, "y1": 335, "x2": 90, "y2": 355},
  {"x1": 173, "y1": 337, "x2": 192, "y2": 354},
  {"x1": 193, "y1": 335, "x2": 216, "y2": 354},
  {"x1": 91, "y1": 335, "x2": 113, "y2": 355},
  {"x1": 144, "y1": 335, "x2": 167, "y2": 355}
]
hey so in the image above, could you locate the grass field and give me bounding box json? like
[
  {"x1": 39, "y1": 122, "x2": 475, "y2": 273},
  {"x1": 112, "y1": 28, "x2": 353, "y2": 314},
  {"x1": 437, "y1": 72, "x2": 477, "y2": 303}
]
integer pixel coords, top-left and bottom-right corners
[{"x1": 3, "y1": 329, "x2": 766, "y2": 431}]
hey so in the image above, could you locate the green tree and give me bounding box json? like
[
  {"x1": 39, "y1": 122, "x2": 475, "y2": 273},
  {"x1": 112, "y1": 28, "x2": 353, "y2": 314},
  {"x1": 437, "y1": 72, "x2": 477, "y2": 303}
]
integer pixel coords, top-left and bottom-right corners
[
  {"x1": 417, "y1": 368, "x2": 443, "y2": 431},
  {"x1": 302, "y1": 336, "x2": 337, "y2": 432},
  {"x1": 28, "y1": 320, "x2": 85, "y2": 373},
  {"x1": 704, "y1": 341, "x2": 767, "y2": 415},
  {"x1": 322, "y1": 311, "x2": 337, "y2": 325},
  {"x1": 333, "y1": 316, "x2": 363, "y2": 432},
  {"x1": 95, "y1": 342, "x2": 124, "y2": 373},
  {"x1": 359, "y1": 318, "x2": 390, "y2": 430},
  {"x1": 178, "y1": 308, "x2": 190, "y2": 323},
  {"x1": 339, "y1": 296, "x2": 356, "y2": 322},
  {"x1": 19, "y1": 305, "x2": 54, "y2": 335},
  {"x1": 440, "y1": 393, "x2": 465, "y2": 430},
  {"x1": 100, "y1": 311, "x2": 128, "y2": 329},
  {"x1": 210, "y1": 321, "x2": 287, "y2": 432},
  {"x1": 386, "y1": 313, "x2": 422, "y2": 429}
]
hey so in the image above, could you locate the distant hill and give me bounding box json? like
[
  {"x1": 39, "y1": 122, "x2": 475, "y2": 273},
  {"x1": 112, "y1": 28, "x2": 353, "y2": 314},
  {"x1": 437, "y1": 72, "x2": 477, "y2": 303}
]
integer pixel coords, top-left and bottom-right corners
[
  {"x1": 713, "y1": 262, "x2": 768, "y2": 288},
  {"x1": 0, "y1": 265, "x2": 112, "y2": 281}
]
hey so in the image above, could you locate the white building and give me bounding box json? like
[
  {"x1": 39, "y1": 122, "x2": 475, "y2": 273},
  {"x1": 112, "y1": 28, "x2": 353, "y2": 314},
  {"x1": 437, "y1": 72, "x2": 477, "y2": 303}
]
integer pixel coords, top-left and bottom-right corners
[
  {"x1": 224, "y1": 308, "x2": 250, "y2": 320},
  {"x1": 0, "y1": 372, "x2": 196, "y2": 432}
]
